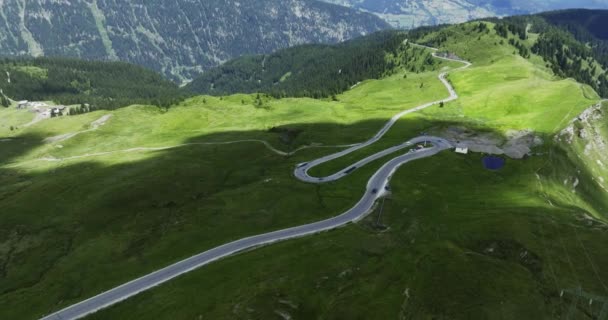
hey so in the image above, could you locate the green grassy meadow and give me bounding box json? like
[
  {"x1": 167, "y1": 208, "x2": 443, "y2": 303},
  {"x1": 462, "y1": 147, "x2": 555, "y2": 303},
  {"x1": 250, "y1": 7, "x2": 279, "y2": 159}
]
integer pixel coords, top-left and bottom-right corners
[
  {"x1": 1, "y1": 22, "x2": 607, "y2": 320},
  {"x1": 0, "y1": 58, "x2": 467, "y2": 319},
  {"x1": 89, "y1": 152, "x2": 608, "y2": 320}
]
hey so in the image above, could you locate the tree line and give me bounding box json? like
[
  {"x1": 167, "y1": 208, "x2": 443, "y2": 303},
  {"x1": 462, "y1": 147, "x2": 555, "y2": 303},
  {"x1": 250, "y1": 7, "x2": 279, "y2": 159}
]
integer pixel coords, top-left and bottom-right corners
[
  {"x1": 185, "y1": 31, "x2": 443, "y2": 99},
  {"x1": 410, "y1": 11, "x2": 608, "y2": 98},
  {"x1": 491, "y1": 14, "x2": 608, "y2": 97},
  {"x1": 0, "y1": 57, "x2": 187, "y2": 113}
]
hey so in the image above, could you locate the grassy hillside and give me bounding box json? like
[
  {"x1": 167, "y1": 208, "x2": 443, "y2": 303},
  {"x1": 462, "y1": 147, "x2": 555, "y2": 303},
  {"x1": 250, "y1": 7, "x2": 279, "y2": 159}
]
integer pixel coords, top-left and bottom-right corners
[
  {"x1": 89, "y1": 149, "x2": 608, "y2": 320},
  {"x1": 410, "y1": 11, "x2": 608, "y2": 97},
  {"x1": 185, "y1": 31, "x2": 442, "y2": 99},
  {"x1": 190, "y1": 10, "x2": 608, "y2": 101},
  {"x1": 310, "y1": 21, "x2": 599, "y2": 175},
  {"x1": 536, "y1": 10, "x2": 608, "y2": 86},
  {"x1": 85, "y1": 21, "x2": 608, "y2": 320},
  {"x1": 1, "y1": 18, "x2": 607, "y2": 320},
  {"x1": 0, "y1": 58, "x2": 466, "y2": 319},
  {"x1": 556, "y1": 100, "x2": 608, "y2": 205},
  {"x1": 502, "y1": 11, "x2": 608, "y2": 96}
]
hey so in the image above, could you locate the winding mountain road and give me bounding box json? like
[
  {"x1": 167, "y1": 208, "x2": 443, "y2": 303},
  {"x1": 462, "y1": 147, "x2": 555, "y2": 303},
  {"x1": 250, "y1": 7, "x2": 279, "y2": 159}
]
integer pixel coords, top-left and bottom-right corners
[{"x1": 40, "y1": 45, "x2": 471, "y2": 320}]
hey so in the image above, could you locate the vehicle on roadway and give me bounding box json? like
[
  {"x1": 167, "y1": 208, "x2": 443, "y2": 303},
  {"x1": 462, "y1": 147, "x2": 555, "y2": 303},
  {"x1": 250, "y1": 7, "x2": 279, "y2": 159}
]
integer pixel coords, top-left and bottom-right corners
[
  {"x1": 38, "y1": 43, "x2": 469, "y2": 320},
  {"x1": 344, "y1": 166, "x2": 357, "y2": 174}
]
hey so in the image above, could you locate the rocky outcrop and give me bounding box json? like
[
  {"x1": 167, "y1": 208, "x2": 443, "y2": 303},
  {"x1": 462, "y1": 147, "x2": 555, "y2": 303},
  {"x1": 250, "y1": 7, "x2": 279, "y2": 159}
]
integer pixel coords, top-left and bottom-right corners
[
  {"x1": 557, "y1": 102, "x2": 606, "y2": 151},
  {"x1": 556, "y1": 102, "x2": 608, "y2": 193},
  {"x1": 442, "y1": 127, "x2": 543, "y2": 159}
]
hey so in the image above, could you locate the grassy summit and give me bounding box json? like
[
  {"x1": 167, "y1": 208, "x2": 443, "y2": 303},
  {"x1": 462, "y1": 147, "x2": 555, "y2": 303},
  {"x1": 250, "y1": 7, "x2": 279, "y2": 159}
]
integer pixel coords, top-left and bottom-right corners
[{"x1": 1, "y1": 19, "x2": 607, "y2": 320}]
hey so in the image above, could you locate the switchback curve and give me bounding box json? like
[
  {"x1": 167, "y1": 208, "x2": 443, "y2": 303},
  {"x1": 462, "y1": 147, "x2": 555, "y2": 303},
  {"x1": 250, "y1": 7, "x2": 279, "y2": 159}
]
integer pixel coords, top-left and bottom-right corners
[{"x1": 40, "y1": 45, "x2": 471, "y2": 320}]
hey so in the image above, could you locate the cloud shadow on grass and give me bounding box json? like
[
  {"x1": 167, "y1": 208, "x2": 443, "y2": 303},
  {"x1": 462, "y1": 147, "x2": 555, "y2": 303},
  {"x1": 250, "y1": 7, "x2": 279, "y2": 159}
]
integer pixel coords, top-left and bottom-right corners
[{"x1": 0, "y1": 117, "x2": 606, "y2": 319}]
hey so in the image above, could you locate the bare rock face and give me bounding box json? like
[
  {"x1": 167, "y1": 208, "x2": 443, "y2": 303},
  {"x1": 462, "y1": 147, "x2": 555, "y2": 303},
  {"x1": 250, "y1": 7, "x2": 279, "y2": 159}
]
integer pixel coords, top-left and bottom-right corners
[
  {"x1": 442, "y1": 127, "x2": 543, "y2": 159},
  {"x1": 558, "y1": 103, "x2": 608, "y2": 159},
  {"x1": 502, "y1": 130, "x2": 543, "y2": 159},
  {"x1": 557, "y1": 103, "x2": 606, "y2": 149},
  {"x1": 556, "y1": 102, "x2": 608, "y2": 193},
  {"x1": 0, "y1": 0, "x2": 389, "y2": 82}
]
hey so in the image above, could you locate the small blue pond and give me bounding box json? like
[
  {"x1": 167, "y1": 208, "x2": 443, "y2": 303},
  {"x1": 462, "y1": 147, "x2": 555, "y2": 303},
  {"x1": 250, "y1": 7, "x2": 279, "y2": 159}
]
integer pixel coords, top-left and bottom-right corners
[{"x1": 483, "y1": 156, "x2": 506, "y2": 170}]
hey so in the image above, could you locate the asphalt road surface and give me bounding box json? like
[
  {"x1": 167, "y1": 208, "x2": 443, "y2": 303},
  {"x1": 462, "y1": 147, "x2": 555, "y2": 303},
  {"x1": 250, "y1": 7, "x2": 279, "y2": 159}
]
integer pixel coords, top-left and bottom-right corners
[{"x1": 40, "y1": 45, "x2": 470, "y2": 320}]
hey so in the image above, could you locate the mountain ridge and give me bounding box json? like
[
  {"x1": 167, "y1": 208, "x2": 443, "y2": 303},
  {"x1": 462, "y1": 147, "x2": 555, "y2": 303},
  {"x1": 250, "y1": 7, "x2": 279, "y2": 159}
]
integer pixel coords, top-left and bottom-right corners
[
  {"x1": 187, "y1": 9, "x2": 608, "y2": 100},
  {"x1": 0, "y1": 0, "x2": 390, "y2": 82},
  {"x1": 2, "y1": 9, "x2": 608, "y2": 320},
  {"x1": 321, "y1": 0, "x2": 608, "y2": 28}
]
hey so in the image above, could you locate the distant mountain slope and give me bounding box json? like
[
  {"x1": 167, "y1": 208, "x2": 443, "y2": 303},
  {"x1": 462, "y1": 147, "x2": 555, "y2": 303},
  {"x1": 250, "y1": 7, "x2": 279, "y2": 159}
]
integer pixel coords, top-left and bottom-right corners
[
  {"x1": 539, "y1": 9, "x2": 608, "y2": 40},
  {"x1": 185, "y1": 31, "x2": 444, "y2": 98},
  {"x1": 407, "y1": 9, "x2": 608, "y2": 97},
  {"x1": 0, "y1": 58, "x2": 184, "y2": 111},
  {"x1": 189, "y1": 9, "x2": 608, "y2": 99},
  {"x1": 321, "y1": 0, "x2": 608, "y2": 28},
  {"x1": 0, "y1": 0, "x2": 390, "y2": 82},
  {"x1": 535, "y1": 9, "x2": 608, "y2": 74}
]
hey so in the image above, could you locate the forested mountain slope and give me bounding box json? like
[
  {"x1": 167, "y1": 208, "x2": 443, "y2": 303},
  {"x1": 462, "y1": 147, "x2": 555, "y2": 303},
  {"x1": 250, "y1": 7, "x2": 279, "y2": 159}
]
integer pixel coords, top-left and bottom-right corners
[
  {"x1": 185, "y1": 31, "x2": 442, "y2": 98},
  {"x1": 409, "y1": 9, "x2": 608, "y2": 97},
  {"x1": 3, "y1": 18, "x2": 608, "y2": 320},
  {"x1": 0, "y1": 0, "x2": 389, "y2": 82},
  {"x1": 540, "y1": 9, "x2": 608, "y2": 40},
  {"x1": 537, "y1": 9, "x2": 608, "y2": 66},
  {"x1": 189, "y1": 9, "x2": 608, "y2": 99},
  {"x1": 0, "y1": 58, "x2": 184, "y2": 111}
]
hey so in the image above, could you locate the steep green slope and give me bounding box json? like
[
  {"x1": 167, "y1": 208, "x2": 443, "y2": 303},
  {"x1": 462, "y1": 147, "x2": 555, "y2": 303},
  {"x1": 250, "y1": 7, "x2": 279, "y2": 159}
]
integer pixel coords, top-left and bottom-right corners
[
  {"x1": 186, "y1": 31, "x2": 441, "y2": 98},
  {"x1": 539, "y1": 9, "x2": 608, "y2": 40},
  {"x1": 556, "y1": 101, "x2": 608, "y2": 204},
  {"x1": 89, "y1": 149, "x2": 608, "y2": 320},
  {"x1": 82, "y1": 21, "x2": 608, "y2": 320},
  {"x1": 411, "y1": 12, "x2": 608, "y2": 97},
  {"x1": 0, "y1": 0, "x2": 389, "y2": 82},
  {"x1": 1, "y1": 17, "x2": 608, "y2": 320},
  {"x1": 190, "y1": 10, "x2": 608, "y2": 100},
  {"x1": 536, "y1": 9, "x2": 608, "y2": 73},
  {"x1": 0, "y1": 55, "x2": 462, "y2": 319}
]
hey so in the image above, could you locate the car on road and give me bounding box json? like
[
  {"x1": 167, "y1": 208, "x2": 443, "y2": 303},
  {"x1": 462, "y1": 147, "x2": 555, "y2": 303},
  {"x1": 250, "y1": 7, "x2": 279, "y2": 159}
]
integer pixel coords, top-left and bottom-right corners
[
  {"x1": 371, "y1": 188, "x2": 378, "y2": 194},
  {"x1": 344, "y1": 166, "x2": 357, "y2": 174}
]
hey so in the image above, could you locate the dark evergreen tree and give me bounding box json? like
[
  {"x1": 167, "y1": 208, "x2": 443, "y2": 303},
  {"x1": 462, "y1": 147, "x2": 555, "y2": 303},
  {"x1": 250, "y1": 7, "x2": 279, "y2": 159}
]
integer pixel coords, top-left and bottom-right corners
[
  {"x1": 186, "y1": 31, "x2": 442, "y2": 99},
  {"x1": 0, "y1": 57, "x2": 187, "y2": 114}
]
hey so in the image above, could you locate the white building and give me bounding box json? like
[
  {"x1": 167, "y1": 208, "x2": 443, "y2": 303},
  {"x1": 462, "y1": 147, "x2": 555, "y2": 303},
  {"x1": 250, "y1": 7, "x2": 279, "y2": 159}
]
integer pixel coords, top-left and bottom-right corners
[
  {"x1": 455, "y1": 147, "x2": 469, "y2": 154},
  {"x1": 17, "y1": 100, "x2": 29, "y2": 109},
  {"x1": 30, "y1": 102, "x2": 48, "y2": 108}
]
